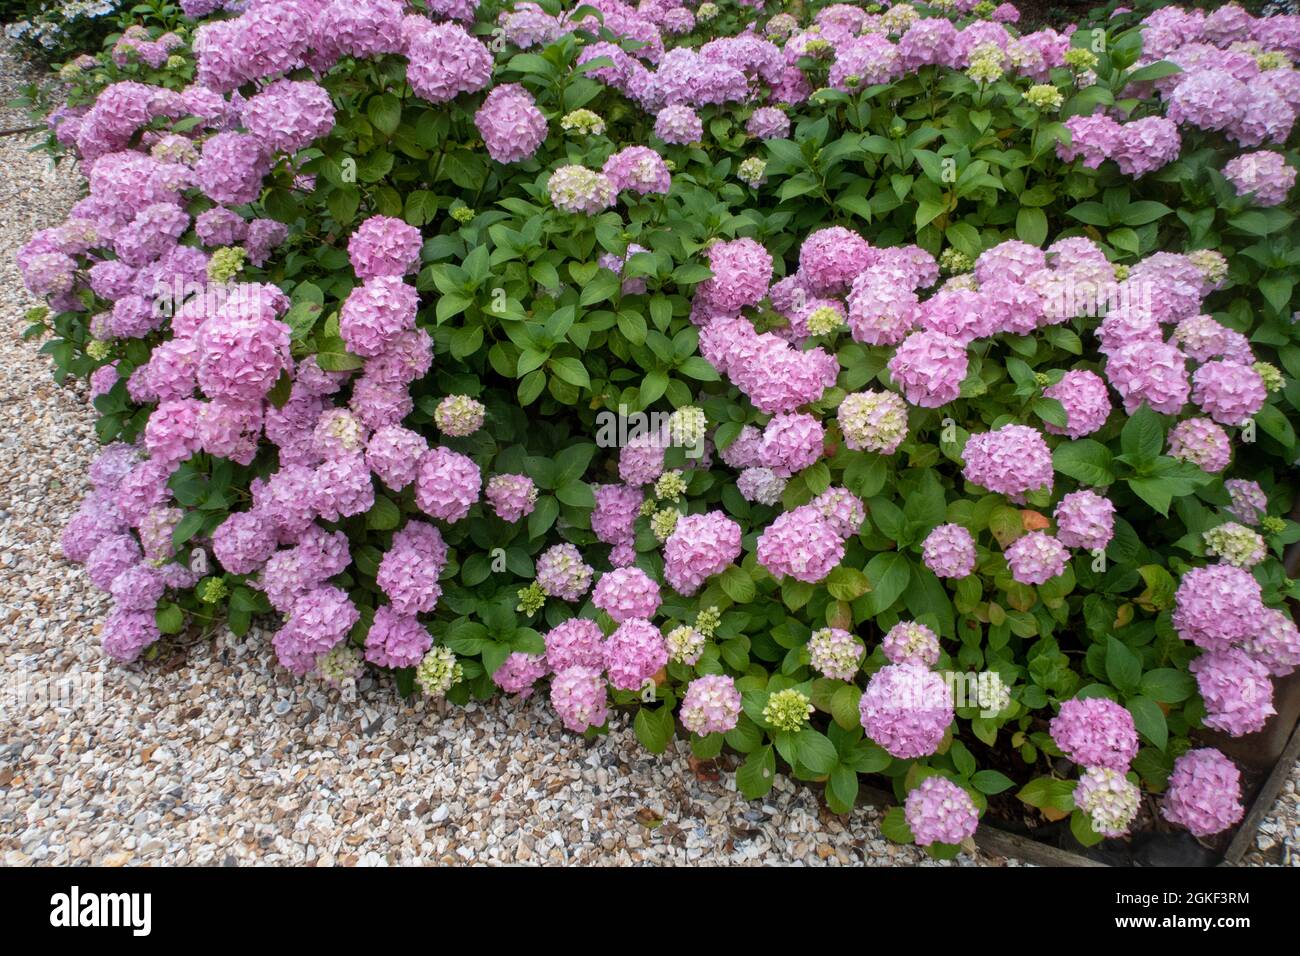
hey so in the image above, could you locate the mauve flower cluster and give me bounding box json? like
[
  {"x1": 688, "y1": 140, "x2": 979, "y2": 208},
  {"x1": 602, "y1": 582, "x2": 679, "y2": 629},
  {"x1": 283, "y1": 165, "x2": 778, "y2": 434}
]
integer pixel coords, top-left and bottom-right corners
[
  {"x1": 859, "y1": 663, "x2": 954, "y2": 759},
  {"x1": 1223, "y1": 151, "x2": 1296, "y2": 206},
  {"x1": 662, "y1": 512, "x2": 742, "y2": 595},
  {"x1": 592, "y1": 567, "x2": 663, "y2": 623},
  {"x1": 1160, "y1": 748, "x2": 1245, "y2": 837},
  {"x1": 1049, "y1": 697, "x2": 1138, "y2": 771},
  {"x1": 679, "y1": 674, "x2": 742, "y2": 735},
  {"x1": 962, "y1": 424, "x2": 1053, "y2": 503},
  {"x1": 475, "y1": 84, "x2": 548, "y2": 164},
  {"x1": 755, "y1": 505, "x2": 846, "y2": 584},
  {"x1": 905, "y1": 776, "x2": 979, "y2": 847},
  {"x1": 922, "y1": 523, "x2": 977, "y2": 579},
  {"x1": 1057, "y1": 113, "x2": 1181, "y2": 178},
  {"x1": 881, "y1": 622, "x2": 940, "y2": 667}
]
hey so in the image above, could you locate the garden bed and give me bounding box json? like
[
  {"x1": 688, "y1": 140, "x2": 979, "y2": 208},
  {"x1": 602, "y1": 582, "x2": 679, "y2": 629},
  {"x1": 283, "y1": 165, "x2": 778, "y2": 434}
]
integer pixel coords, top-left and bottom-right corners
[{"x1": 13, "y1": 0, "x2": 1300, "y2": 864}]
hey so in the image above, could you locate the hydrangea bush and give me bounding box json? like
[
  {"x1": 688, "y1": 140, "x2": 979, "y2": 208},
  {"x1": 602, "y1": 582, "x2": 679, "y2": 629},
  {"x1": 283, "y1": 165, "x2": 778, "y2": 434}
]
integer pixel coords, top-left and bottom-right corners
[{"x1": 18, "y1": 0, "x2": 1300, "y2": 857}]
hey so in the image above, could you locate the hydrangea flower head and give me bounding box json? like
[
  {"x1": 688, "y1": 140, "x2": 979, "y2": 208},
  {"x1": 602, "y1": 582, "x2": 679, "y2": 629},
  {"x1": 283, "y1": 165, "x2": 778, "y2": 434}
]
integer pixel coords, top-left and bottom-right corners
[
  {"x1": 922, "y1": 523, "x2": 976, "y2": 578},
  {"x1": 1049, "y1": 697, "x2": 1138, "y2": 770},
  {"x1": 1074, "y1": 767, "x2": 1140, "y2": 838},
  {"x1": 680, "y1": 675, "x2": 742, "y2": 736},
  {"x1": 881, "y1": 622, "x2": 941, "y2": 667},
  {"x1": 808, "y1": 627, "x2": 865, "y2": 679},
  {"x1": 1161, "y1": 748, "x2": 1244, "y2": 837},
  {"x1": 905, "y1": 776, "x2": 979, "y2": 847},
  {"x1": 859, "y1": 663, "x2": 954, "y2": 759}
]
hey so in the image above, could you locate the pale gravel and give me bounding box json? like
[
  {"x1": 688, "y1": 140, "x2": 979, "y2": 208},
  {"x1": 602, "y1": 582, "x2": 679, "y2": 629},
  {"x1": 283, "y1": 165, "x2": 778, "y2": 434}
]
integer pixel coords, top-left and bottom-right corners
[{"x1": 0, "y1": 37, "x2": 1294, "y2": 868}]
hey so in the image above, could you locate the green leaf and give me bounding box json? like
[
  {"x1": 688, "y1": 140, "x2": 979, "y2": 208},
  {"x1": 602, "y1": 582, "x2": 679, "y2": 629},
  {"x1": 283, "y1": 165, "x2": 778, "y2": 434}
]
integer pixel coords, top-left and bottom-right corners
[
  {"x1": 1128, "y1": 695, "x2": 1168, "y2": 751},
  {"x1": 1138, "y1": 668, "x2": 1194, "y2": 704},
  {"x1": 1070, "y1": 808, "x2": 1105, "y2": 847},
  {"x1": 794, "y1": 730, "x2": 838, "y2": 774},
  {"x1": 548, "y1": 356, "x2": 591, "y2": 389},
  {"x1": 1017, "y1": 776, "x2": 1076, "y2": 812},
  {"x1": 826, "y1": 566, "x2": 871, "y2": 601},
  {"x1": 367, "y1": 93, "x2": 401, "y2": 136},
  {"x1": 171, "y1": 511, "x2": 206, "y2": 552},
  {"x1": 1117, "y1": 201, "x2": 1172, "y2": 226},
  {"x1": 1031, "y1": 397, "x2": 1068, "y2": 429},
  {"x1": 1124, "y1": 60, "x2": 1183, "y2": 86},
  {"x1": 555, "y1": 480, "x2": 595, "y2": 508},
  {"x1": 633, "y1": 705, "x2": 674, "y2": 754},
  {"x1": 736, "y1": 745, "x2": 776, "y2": 799},
  {"x1": 527, "y1": 495, "x2": 559, "y2": 538},
  {"x1": 365, "y1": 495, "x2": 401, "y2": 531},
  {"x1": 1052, "y1": 439, "x2": 1115, "y2": 486},
  {"x1": 828, "y1": 764, "x2": 859, "y2": 811},
  {"x1": 1015, "y1": 207, "x2": 1047, "y2": 246},
  {"x1": 971, "y1": 770, "x2": 1015, "y2": 795},
  {"x1": 1120, "y1": 404, "x2": 1164, "y2": 467},
  {"x1": 880, "y1": 806, "x2": 914, "y2": 844},
  {"x1": 719, "y1": 565, "x2": 755, "y2": 604},
  {"x1": 155, "y1": 603, "x2": 185, "y2": 635},
  {"x1": 830, "y1": 684, "x2": 862, "y2": 730},
  {"x1": 863, "y1": 552, "x2": 911, "y2": 615},
  {"x1": 1105, "y1": 635, "x2": 1141, "y2": 695}
]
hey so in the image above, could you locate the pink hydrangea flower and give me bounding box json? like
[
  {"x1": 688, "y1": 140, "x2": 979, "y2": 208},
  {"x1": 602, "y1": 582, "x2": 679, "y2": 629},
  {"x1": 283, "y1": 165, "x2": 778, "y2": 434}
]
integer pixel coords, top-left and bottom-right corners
[
  {"x1": 414, "y1": 447, "x2": 480, "y2": 523},
  {"x1": 905, "y1": 776, "x2": 979, "y2": 847},
  {"x1": 604, "y1": 618, "x2": 668, "y2": 691},
  {"x1": 492, "y1": 652, "x2": 549, "y2": 696},
  {"x1": 475, "y1": 83, "x2": 548, "y2": 163},
  {"x1": 339, "y1": 276, "x2": 418, "y2": 358},
  {"x1": 1043, "y1": 369, "x2": 1111, "y2": 438},
  {"x1": 1244, "y1": 608, "x2": 1300, "y2": 677},
  {"x1": 1191, "y1": 648, "x2": 1276, "y2": 736},
  {"x1": 1054, "y1": 490, "x2": 1115, "y2": 550},
  {"x1": 1105, "y1": 341, "x2": 1189, "y2": 415},
  {"x1": 697, "y1": 238, "x2": 772, "y2": 312},
  {"x1": 1223, "y1": 150, "x2": 1296, "y2": 206},
  {"x1": 1190, "y1": 360, "x2": 1266, "y2": 425},
  {"x1": 759, "y1": 412, "x2": 824, "y2": 476},
  {"x1": 1173, "y1": 563, "x2": 1264, "y2": 652},
  {"x1": 363, "y1": 606, "x2": 431, "y2": 669},
  {"x1": 888, "y1": 330, "x2": 968, "y2": 408},
  {"x1": 923, "y1": 523, "x2": 976, "y2": 579},
  {"x1": 348, "y1": 215, "x2": 423, "y2": 280},
  {"x1": 1049, "y1": 697, "x2": 1138, "y2": 770},
  {"x1": 377, "y1": 521, "x2": 447, "y2": 616},
  {"x1": 550, "y1": 666, "x2": 609, "y2": 732},
  {"x1": 544, "y1": 618, "x2": 605, "y2": 672},
  {"x1": 603, "y1": 145, "x2": 672, "y2": 195},
  {"x1": 859, "y1": 663, "x2": 954, "y2": 759},
  {"x1": 535, "y1": 543, "x2": 593, "y2": 601},
  {"x1": 882, "y1": 621, "x2": 941, "y2": 667},
  {"x1": 679, "y1": 674, "x2": 742, "y2": 735},
  {"x1": 1005, "y1": 531, "x2": 1068, "y2": 585},
  {"x1": 1168, "y1": 417, "x2": 1232, "y2": 473},
  {"x1": 962, "y1": 424, "x2": 1053, "y2": 502},
  {"x1": 365, "y1": 425, "x2": 429, "y2": 490},
  {"x1": 662, "y1": 511, "x2": 742, "y2": 595},
  {"x1": 756, "y1": 505, "x2": 845, "y2": 583},
  {"x1": 592, "y1": 567, "x2": 663, "y2": 623},
  {"x1": 799, "y1": 226, "x2": 875, "y2": 295},
  {"x1": 1161, "y1": 748, "x2": 1244, "y2": 837},
  {"x1": 485, "y1": 473, "x2": 538, "y2": 522}
]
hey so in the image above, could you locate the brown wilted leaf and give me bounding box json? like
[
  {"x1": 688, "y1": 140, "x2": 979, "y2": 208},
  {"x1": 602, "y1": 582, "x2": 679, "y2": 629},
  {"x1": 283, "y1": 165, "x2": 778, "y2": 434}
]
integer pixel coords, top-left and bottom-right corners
[
  {"x1": 1020, "y1": 510, "x2": 1050, "y2": 532},
  {"x1": 688, "y1": 755, "x2": 720, "y2": 782}
]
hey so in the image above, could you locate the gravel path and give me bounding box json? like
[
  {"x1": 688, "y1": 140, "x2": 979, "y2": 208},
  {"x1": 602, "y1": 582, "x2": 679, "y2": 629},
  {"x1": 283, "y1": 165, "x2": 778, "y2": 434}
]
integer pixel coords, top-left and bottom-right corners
[{"x1": 0, "y1": 36, "x2": 1294, "y2": 867}]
